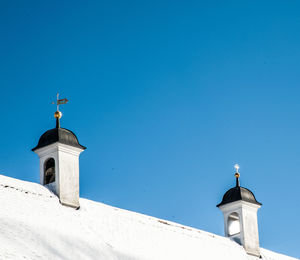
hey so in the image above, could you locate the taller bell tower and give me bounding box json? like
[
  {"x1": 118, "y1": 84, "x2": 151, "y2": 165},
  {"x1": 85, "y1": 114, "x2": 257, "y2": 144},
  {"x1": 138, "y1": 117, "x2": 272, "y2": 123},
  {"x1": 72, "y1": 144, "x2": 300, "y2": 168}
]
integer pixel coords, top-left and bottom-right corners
[{"x1": 32, "y1": 95, "x2": 86, "y2": 208}]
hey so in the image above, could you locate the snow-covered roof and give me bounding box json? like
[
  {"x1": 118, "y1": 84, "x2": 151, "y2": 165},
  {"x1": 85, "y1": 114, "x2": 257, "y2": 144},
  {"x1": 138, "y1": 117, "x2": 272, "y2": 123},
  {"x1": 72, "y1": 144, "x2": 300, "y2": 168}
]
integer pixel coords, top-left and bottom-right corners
[{"x1": 0, "y1": 174, "x2": 297, "y2": 260}]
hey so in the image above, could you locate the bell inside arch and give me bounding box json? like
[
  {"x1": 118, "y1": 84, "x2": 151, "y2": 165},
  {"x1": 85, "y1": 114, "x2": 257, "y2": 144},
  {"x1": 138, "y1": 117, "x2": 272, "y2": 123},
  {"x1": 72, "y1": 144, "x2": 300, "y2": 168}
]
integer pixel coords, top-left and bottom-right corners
[{"x1": 44, "y1": 158, "x2": 55, "y2": 185}]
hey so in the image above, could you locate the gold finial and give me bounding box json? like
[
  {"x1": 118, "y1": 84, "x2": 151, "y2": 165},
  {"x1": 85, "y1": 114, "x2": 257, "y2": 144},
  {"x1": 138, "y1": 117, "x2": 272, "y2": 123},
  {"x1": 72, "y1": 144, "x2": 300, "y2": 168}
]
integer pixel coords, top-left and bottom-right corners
[
  {"x1": 54, "y1": 111, "x2": 62, "y2": 119},
  {"x1": 52, "y1": 93, "x2": 69, "y2": 128},
  {"x1": 234, "y1": 164, "x2": 240, "y2": 187}
]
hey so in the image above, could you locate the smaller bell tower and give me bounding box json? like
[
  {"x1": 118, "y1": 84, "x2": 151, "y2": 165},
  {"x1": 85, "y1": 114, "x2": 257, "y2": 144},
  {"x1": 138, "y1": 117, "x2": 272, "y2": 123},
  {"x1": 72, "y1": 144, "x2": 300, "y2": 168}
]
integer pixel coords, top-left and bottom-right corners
[
  {"x1": 32, "y1": 94, "x2": 86, "y2": 209},
  {"x1": 217, "y1": 164, "x2": 262, "y2": 257}
]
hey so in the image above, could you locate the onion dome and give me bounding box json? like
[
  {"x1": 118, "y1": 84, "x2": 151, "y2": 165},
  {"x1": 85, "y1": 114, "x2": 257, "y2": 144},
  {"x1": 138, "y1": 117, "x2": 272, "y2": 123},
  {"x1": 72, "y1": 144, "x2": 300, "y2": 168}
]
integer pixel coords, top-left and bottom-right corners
[
  {"x1": 32, "y1": 110, "x2": 86, "y2": 151},
  {"x1": 217, "y1": 165, "x2": 261, "y2": 207}
]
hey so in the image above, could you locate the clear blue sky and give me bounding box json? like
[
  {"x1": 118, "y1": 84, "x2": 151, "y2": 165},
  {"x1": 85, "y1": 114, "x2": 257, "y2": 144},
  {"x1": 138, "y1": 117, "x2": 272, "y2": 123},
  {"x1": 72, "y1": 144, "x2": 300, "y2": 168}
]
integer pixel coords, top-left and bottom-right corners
[{"x1": 0, "y1": 0, "x2": 299, "y2": 258}]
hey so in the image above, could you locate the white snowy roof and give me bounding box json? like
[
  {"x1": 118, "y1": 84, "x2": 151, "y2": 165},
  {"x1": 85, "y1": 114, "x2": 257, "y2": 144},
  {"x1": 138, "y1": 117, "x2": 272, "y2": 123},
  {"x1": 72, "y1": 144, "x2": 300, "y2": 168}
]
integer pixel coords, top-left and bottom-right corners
[{"x1": 0, "y1": 174, "x2": 297, "y2": 260}]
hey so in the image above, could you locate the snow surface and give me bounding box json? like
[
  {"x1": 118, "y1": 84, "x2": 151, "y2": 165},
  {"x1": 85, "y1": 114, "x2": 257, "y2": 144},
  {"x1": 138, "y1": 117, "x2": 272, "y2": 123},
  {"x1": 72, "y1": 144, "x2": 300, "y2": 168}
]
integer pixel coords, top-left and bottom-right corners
[{"x1": 0, "y1": 174, "x2": 298, "y2": 260}]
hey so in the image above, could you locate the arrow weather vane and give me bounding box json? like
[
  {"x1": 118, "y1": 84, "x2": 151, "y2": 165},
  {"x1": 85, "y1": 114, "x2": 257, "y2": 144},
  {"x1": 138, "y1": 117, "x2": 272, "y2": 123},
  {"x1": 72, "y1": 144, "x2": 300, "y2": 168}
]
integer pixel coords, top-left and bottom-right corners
[{"x1": 52, "y1": 93, "x2": 69, "y2": 112}]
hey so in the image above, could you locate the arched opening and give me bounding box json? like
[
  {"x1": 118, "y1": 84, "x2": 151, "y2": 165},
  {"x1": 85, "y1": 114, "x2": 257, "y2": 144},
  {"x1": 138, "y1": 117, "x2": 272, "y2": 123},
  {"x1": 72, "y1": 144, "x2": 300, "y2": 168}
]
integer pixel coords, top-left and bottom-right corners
[
  {"x1": 228, "y1": 212, "x2": 240, "y2": 236},
  {"x1": 44, "y1": 158, "x2": 55, "y2": 185}
]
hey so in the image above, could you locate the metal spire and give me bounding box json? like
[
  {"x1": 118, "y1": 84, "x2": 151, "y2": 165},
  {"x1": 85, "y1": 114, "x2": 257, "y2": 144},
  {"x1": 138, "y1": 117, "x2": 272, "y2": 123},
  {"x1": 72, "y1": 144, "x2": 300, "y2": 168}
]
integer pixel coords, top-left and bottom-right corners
[{"x1": 234, "y1": 164, "x2": 240, "y2": 187}]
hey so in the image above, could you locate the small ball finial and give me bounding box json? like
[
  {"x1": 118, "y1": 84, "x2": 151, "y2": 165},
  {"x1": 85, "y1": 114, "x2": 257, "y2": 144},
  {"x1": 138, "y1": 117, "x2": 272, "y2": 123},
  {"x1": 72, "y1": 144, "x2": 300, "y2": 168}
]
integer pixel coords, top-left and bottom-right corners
[
  {"x1": 54, "y1": 111, "x2": 62, "y2": 119},
  {"x1": 234, "y1": 163, "x2": 240, "y2": 187}
]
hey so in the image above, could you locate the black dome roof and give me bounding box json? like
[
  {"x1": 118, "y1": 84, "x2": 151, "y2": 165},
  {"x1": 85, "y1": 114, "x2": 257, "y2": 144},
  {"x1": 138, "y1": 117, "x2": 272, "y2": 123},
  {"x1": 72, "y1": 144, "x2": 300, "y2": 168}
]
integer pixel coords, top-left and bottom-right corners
[
  {"x1": 217, "y1": 186, "x2": 261, "y2": 207},
  {"x1": 32, "y1": 127, "x2": 86, "y2": 151}
]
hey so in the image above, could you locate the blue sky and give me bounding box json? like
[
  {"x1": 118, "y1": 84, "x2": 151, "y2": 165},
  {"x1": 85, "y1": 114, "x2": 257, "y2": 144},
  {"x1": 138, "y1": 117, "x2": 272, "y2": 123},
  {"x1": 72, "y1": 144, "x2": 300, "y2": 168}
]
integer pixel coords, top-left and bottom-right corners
[{"x1": 0, "y1": 0, "x2": 300, "y2": 257}]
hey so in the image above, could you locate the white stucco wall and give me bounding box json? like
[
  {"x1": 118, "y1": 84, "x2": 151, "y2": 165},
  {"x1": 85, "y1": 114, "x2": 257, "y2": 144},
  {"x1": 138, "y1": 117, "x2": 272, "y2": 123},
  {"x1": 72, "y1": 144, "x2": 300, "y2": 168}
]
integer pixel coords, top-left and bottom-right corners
[
  {"x1": 219, "y1": 200, "x2": 261, "y2": 257},
  {"x1": 33, "y1": 142, "x2": 84, "y2": 208}
]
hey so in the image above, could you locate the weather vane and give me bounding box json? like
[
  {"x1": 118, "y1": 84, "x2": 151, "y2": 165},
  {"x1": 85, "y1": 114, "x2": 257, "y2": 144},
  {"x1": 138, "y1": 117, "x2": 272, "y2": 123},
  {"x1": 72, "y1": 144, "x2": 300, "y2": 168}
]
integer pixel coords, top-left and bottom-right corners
[
  {"x1": 52, "y1": 93, "x2": 69, "y2": 128},
  {"x1": 53, "y1": 93, "x2": 68, "y2": 112}
]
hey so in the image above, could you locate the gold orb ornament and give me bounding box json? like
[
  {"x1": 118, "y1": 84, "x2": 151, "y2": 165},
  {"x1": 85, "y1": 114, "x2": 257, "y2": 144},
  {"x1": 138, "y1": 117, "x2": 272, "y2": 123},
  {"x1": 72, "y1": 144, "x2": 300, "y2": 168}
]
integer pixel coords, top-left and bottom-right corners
[
  {"x1": 235, "y1": 172, "x2": 240, "y2": 178},
  {"x1": 54, "y1": 111, "x2": 62, "y2": 119},
  {"x1": 234, "y1": 164, "x2": 240, "y2": 178}
]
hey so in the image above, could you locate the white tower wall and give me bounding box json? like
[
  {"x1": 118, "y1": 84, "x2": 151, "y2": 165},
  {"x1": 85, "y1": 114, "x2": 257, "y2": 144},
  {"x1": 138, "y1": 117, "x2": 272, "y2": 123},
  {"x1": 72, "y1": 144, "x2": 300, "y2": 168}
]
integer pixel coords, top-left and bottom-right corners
[
  {"x1": 219, "y1": 200, "x2": 261, "y2": 257},
  {"x1": 34, "y1": 142, "x2": 84, "y2": 209}
]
